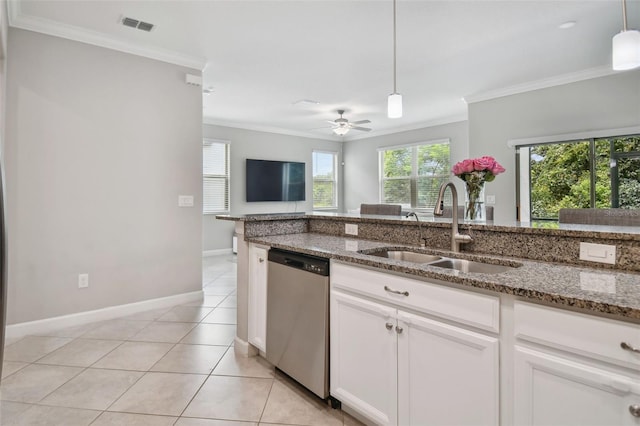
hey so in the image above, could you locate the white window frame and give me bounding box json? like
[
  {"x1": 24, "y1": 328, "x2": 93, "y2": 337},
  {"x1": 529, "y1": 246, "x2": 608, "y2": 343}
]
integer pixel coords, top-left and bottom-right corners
[
  {"x1": 203, "y1": 138, "x2": 230, "y2": 214},
  {"x1": 312, "y1": 150, "x2": 339, "y2": 210},
  {"x1": 378, "y1": 139, "x2": 450, "y2": 211}
]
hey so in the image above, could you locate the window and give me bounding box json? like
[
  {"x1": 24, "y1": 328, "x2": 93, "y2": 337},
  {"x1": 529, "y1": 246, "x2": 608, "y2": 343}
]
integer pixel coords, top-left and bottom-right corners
[
  {"x1": 203, "y1": 139, "x2": 230, "y2": 214},
  {"x1": 313, "y1": 151, "x2": 338, "y2": 209},
  {"x1": 379, "y1": 140, "x2": 450, "y2": 210},
  {"x1": 516, "y1": 134, "x2": 640, "y2": 221}
]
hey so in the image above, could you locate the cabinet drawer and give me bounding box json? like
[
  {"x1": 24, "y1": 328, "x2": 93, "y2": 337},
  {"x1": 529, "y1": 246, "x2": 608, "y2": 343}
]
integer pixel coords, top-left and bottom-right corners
[
  {"x1": 514, "y1": 301, "x2": 640, "y2": 371},
  {"x1": 331, "y1": 262, "x2": 500, "y2": 333}
]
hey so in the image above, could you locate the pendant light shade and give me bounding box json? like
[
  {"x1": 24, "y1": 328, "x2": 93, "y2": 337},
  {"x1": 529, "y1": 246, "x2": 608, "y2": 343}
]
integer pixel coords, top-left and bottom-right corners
[
  {"x1": 612, "y1": 0, "x2": 640, "y2": 70},
  {"x1": 388, "y1": 93, "x2": 403, "y2": 118},
  {"x1": 388, "y1": 0, "x2": 402, "y2": 118},
  {"x1": 613, "y1": 30, "x2": 640, "y2": 70}
]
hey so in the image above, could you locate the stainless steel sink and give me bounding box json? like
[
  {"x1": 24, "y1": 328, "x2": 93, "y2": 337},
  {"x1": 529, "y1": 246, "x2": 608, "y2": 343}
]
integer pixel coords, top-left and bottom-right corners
[
  {"x1": 429, "y1": 258, "x2": 515, "y2": 274},
  {"x1": 368, "y1": 250, "x2": 443, "y2": 263}
]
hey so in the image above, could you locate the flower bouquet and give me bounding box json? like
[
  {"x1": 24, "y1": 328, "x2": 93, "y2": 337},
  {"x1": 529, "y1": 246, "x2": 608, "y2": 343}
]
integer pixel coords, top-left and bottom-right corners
[{"x1": 452, "y1": 156, "x2": 505, "y2": 221}]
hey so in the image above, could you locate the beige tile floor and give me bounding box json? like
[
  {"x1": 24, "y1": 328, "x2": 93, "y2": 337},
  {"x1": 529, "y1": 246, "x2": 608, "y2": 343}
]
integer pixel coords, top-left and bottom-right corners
[{"x1": 0, "y1": 254, "x2": 363, "y2": 426}]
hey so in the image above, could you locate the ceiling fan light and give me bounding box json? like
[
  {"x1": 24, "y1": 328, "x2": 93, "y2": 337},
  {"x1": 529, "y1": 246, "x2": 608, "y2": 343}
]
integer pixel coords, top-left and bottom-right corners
[
  {"x1": 333, "y1": 127, "x2": 350, "y2": 136},
  {"x1": 388, "y1": 93, "x2": 403, "y2": 118},
  {"x1": 612, "y1": 30, "x2": 640, "y2": 70}
]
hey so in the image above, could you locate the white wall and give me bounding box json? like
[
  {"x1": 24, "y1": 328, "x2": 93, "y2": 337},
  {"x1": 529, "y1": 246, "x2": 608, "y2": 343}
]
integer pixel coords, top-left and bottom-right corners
[
  {"x1": 5, "y1": 29, "x2": 203, "y2": 324},
  {"x1": 342, "y1": 121, "x2": 469, "y2": 212},
  {"x1": 468, "y1": 71, "x2": 640, "y2": 223},
  {"x1": 202, "y1": 124, "x2": 343, "y2": 251}
]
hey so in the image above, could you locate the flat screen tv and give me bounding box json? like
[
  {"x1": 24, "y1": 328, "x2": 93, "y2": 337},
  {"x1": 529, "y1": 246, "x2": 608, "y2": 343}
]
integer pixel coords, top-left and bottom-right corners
[{"x1": 246, "y1": 159, "x2": 306, "y2": 202}]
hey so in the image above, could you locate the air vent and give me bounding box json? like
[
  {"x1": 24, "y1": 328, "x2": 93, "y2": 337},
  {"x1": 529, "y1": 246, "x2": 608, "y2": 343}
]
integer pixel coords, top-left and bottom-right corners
[
  {"x1": 121, "y1": 16, "x2": 154, "y2": 32},
  {"x1": 137, "y1": 21, "x2": 154, "y2": 32}
]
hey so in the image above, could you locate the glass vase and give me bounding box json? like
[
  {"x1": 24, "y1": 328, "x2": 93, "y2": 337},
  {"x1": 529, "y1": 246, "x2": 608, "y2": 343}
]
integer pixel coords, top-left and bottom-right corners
[{"x1": 464, "y1": 181, "x2": 486, "y2": 221}]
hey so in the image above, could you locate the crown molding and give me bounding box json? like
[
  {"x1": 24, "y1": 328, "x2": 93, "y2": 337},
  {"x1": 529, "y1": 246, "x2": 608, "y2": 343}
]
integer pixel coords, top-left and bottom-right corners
[
  {"x1": 464, "y1": 66, "x2": 617, "y2": 104},
  {"x1": 7, "y1": 1, "x2": 206, "y2": 70},
  {"x1": 203, "y1": 113, "x2": 469, "y2": 143},
  {"x1": 202, "y1": 117, "x2": 338, "y2": 142},
  {"x1": 344, "y1": 113, "x2": 469, "y2": 141}
]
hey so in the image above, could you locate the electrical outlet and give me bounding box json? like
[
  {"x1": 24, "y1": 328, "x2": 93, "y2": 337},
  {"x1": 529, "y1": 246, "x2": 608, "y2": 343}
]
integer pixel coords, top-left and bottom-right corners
[
  {"x1": 345, "y1": 224, "x2": 358, "y2": 236},
  {"x1": 579, "y1": 242, "x2": 616, "y2": 265},
  {"x1": 78, "y1": 273, "x2": 89, "y2": 289},
  {"x1": 178, "y1": 195, "x2": 194, "y2": 207}
]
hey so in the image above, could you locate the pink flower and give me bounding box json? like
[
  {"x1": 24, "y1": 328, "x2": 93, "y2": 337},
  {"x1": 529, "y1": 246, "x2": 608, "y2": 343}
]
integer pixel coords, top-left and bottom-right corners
[
  {"x1": 452, "y1": 155, "x2": 505, "y2": 181},
  {"x1": 473, "y1": 156, "x2": 495, "y2": 171},
  {"x1": 490, "y1": 162, "x2": 505, "y2": 175},
  {"x1": 452, "y1": 159, "x2": 474, "y2": 175}
]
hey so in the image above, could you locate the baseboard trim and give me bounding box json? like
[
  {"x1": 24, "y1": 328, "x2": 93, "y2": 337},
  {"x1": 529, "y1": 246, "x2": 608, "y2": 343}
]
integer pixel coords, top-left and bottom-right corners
[
  {"x1": 6, "y1": 290, "x2": 204, "y2": 340},
  {"x1": 233, "y1": 336, "x2": 259, "y2": 357},
  {"x1": 203, "y1": 248, "x2": 233, "y2": 257}
]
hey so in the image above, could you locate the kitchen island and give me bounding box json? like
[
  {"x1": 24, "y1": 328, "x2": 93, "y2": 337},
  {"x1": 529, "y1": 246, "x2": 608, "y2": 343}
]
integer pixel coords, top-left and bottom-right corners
[{"x1": 217, "y1": 212, "x2": 640, "y2": 426}]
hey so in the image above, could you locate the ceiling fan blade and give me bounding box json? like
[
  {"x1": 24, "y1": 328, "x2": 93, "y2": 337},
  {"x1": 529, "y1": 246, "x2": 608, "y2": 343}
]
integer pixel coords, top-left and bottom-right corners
[
  {"x1": 352, "y1": 126, "x2": 372, "y2": 132},
  {"x1": 352, "y1": 120, "x2": 371, "y2": 125},
  {"x1": 309, "y1": 126, "x2": 334, "y2": 131},
  {"x1": 326, "y1": 120, "x2": 338, "y2": 125}
]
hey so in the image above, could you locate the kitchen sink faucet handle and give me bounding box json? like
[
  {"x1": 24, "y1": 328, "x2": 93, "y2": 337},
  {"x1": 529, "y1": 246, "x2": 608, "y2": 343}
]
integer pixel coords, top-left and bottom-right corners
[{"x1": 621, "y1": 342, "x2": 640, "y2": 354}]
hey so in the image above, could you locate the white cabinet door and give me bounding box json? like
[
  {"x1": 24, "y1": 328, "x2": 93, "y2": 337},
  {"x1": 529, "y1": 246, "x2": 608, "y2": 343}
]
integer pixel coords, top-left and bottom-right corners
[
  {"x1": 398, "y1": 311, "x2": 499, "y2": 426},
  {"x1": 330, "y1": 290, "x2": 398, "y2": 426},
  {"x1": 514, "y1": 345, "x2": 640, "y2": 426},
  {"x1": 248, "y1": 244, "x2": 268, "y2": 352}
]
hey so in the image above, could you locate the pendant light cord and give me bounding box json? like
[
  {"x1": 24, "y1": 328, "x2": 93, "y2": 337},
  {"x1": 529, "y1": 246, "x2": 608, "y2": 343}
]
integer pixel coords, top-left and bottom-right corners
[
  {"x1": 622, "y1": 0, "x2": 628, "y2": 32},
  {"x1": 393, "y1": 0, "x2": 397, "y2": 94}
]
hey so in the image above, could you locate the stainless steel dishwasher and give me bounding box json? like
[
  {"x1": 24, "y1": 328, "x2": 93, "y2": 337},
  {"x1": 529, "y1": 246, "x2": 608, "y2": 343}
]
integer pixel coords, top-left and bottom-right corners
[{"x1": 266, "y1": 248, "x2": 330, "y2": 399}]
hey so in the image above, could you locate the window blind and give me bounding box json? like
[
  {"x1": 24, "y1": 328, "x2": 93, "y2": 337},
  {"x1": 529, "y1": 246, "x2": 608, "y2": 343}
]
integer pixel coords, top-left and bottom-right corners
[{"x1": 203, "y1": 140, "x2": 229, "y2": 214}]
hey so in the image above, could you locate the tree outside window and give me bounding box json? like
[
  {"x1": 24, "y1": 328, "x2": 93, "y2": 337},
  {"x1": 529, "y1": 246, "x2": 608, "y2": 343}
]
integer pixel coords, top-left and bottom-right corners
[
  {"x1": 520, "y1": 135, "x2": 640, "y2": 221},
  {"x1": 380, "y1": 141, "x2": 450, "y2": 210}
]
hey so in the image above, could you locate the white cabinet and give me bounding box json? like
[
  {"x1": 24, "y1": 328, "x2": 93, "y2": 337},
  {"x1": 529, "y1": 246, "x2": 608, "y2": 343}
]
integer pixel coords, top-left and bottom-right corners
[
  {"x1": 397, "y1": 311, "x2": 499, "y2": 426},
  {"x1": 514, "y1": 346, "x2": 640, "y2": 426},
  {"x1": 330, "y1": 262, "x2": 500, "y2": 426},
  {"x1": 331, "y1": 291, "x2": 398, "y2": 425},
  {"x1": 248, "y1": 244, "x2": 268, "y2": 352},
  {"x1": 513, "y1": 301, "x2": 640, "y2": 426}
]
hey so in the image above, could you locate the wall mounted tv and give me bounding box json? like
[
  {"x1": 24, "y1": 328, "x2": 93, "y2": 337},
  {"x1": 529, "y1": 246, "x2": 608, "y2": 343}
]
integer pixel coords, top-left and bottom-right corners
[{"x1": 246, "y1": 159, "x2": 306, "y2": 202}]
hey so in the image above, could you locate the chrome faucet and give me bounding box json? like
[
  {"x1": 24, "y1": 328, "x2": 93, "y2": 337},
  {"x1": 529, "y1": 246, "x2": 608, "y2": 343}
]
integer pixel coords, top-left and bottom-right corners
[
  {"x1": 433, "y1": 181, "x2": 472, "y2": 252},
  {"x1": 405, "y1": 212, "x2": 427, "y2": 247}
]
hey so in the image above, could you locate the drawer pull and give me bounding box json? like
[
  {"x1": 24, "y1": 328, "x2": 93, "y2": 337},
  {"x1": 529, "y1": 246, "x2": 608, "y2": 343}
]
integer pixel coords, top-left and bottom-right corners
[
  {"x1": 384, "y1": 286, "x2": 409, "y2": 297},
  {"x1": 385, "y1": 322, "x2": 393, "y2": 330},
  {"x1": 259, "y1": 258, "x2": 265, "y2": 263},
  {"x1": 395, "y1": 326, "x2": 404, "y2": 334},
  {"x1": 620, "y1": 342, "x2": 640, "y2": 354},
  {"x1": 630, "y1": 405, "x2": 640, "y2": 417}
]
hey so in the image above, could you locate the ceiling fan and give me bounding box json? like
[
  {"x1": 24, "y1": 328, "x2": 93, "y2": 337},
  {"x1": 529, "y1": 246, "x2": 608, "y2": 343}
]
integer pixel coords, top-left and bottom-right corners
[{"x1": 328, "y1": 110, "x2": 372, "y2": 136}]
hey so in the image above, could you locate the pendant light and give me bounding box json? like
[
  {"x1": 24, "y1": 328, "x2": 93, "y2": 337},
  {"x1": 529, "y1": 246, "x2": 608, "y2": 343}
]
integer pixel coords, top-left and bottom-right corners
[
  {"x1": 612, "y1": 0, "x2": 640, "y2": 70},
  {"x1": 388, "y1": 0, "x2": 402, "y2": 118}
]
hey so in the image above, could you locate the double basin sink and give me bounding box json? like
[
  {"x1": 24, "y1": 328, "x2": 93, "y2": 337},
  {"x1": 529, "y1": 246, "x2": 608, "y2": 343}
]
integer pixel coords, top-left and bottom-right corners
[{"x1": 363, "y1": 249, "x2": 520, "y2": 274}]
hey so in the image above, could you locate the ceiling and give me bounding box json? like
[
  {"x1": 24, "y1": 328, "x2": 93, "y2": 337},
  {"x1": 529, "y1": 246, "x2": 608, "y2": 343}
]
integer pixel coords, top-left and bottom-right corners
[{"x1": 8, "y1": 0, "x2": 640, "y2": 141}]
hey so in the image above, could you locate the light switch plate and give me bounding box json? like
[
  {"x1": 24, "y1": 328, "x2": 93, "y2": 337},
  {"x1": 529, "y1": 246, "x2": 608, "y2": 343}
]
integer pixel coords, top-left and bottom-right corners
[
  {"x1": 178, "y1": 195, "x2": 194, "y2": 207},
  {"x1": 579, "y1": 242, "x2": 616, "y2": 265},
  {"x1": 345, "y1": 224, "x2": 358, "y2": 236},
  {"x1": 78, "y1": 273, "x2": 89, "y2": 289}
]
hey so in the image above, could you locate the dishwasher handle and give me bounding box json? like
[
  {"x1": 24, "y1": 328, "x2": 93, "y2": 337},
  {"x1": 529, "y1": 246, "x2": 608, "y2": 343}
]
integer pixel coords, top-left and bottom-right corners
[{"x1": 283, "y1": 258, "x2": 305, "y2": 269}]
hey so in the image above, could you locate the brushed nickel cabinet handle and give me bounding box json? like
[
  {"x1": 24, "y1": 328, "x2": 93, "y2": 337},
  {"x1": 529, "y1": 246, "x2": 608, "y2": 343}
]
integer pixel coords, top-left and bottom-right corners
[
  {"x1": 259, "y1": 258, "x2": 265, "y2": 263},
  {"x1": 395, "y1": 326, "x2": 404, "y2": 334},
  {"x1": 621, "y1": 342, "x2": 640, "y2": 354},
  {"x1": 385, "y1": 322, "x2": 393, "y2": 330},
  {"x1": 384, "y1": 285, "x2": 409, "y2": 296},
  {"x1": 629, "y1": 405, "x2": 640, "y2": 417}
]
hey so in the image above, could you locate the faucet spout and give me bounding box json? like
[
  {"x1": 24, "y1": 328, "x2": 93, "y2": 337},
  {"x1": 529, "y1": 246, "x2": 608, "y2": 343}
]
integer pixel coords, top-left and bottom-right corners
[
  {"x1": 433, "y1": 181, "x2": 473, "y2": 252},
  {"x1": 405, "y1": 212, "x2": 427, "y2": 247}
]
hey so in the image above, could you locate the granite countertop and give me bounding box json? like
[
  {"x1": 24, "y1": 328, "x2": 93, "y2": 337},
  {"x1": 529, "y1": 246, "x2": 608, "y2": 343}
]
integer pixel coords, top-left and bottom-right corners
[
  {"x1": 247, "y1": 232, "x2": 640, "y2": 321},
  {"x1": 217, "y1": 212, "x2": 640, "y2": 240}
]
